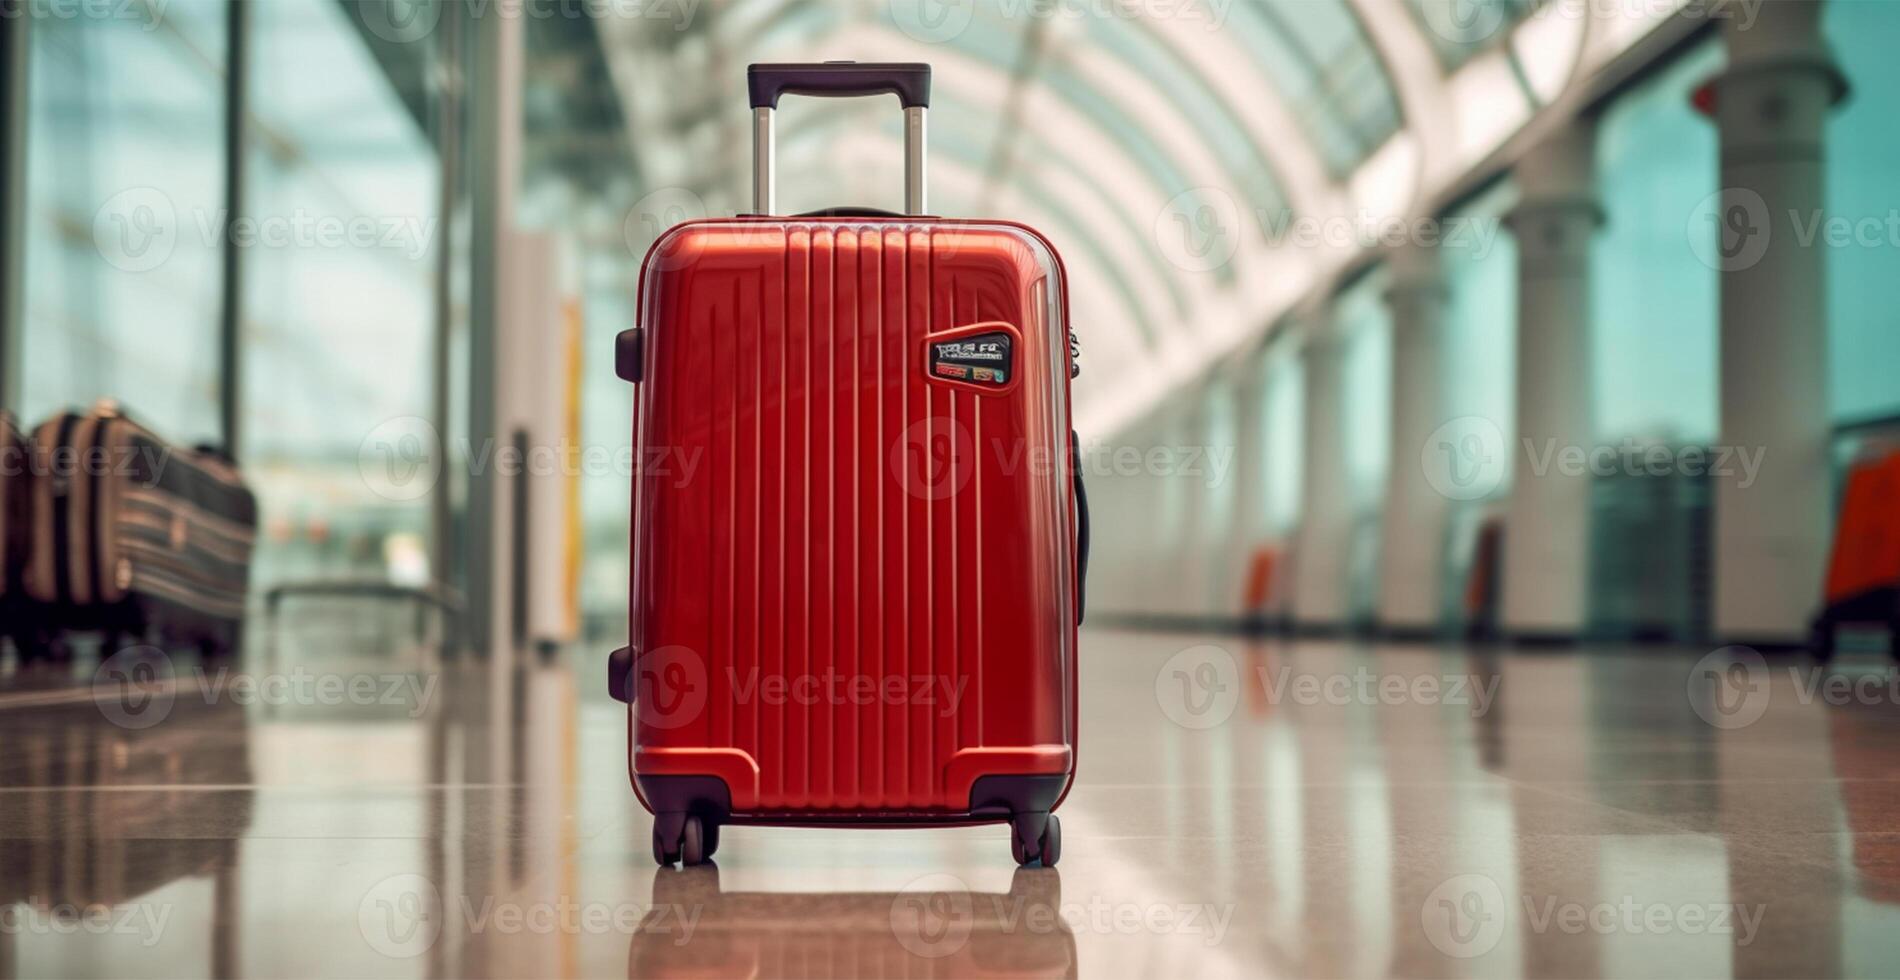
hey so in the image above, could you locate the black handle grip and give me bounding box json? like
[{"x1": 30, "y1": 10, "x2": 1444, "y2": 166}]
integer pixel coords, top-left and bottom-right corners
[{"x1": 748, "y1": 62, "x2": 931, "y2": 110}]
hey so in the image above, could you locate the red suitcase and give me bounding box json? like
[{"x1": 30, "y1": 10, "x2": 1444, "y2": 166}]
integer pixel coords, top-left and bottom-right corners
[{"x1": 610, "y1": 63, "x2": 1083, "y2": 867}]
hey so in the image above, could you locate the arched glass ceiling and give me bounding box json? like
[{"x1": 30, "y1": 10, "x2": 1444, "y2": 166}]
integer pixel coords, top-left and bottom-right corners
[
  {"x1": 593, "y1": 0, "x2": 1698, "y2": 435},
  {"x1": 1224, "y1": 0, "x2": 1404, "y2": 176}
]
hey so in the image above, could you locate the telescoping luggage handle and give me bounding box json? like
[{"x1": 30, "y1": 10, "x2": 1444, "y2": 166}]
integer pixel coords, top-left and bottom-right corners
[{"x1": 748, "y1": 62, "x2": 931, "y2": 216}]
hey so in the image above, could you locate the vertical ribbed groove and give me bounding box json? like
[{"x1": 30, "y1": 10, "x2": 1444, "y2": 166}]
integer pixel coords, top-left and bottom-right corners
[
  {"x1": 778, "y1": 236, "x2": 791, "y2": 805},
  {"x1": 912, "y1": 227, "x2": 927, "y2": 797},
  {"x1": 753, "y1": 250, "x2": 764, "y2": 790},
  {"x1": 803, "y1": 229, "x2": 814, "y2": 805},
  {"x1": 851, "y1": 231, "x2": 866, "y2": 812},
  {"x1": 896, "y1": 227, "x2": 909, "y2": 807},
  {"x1": 719, "y1": 276, "x2": 734, "y2": 750},
  {"x1": 825, "y1": 229, "x2": 837, "y2": 804},
  {"x1": 975, "y1": 363, "x2": 984, "y2": 748},
  {"x1": 873, "y1": 229, "x2": 886, "y2": 807}
]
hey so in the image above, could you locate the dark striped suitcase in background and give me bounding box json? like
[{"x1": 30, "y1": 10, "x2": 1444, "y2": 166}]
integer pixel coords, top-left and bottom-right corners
[
  {"x1": 0, "y1": 412, "x2": 28, "y2": 649},
  {"x1": 21, "y1": 402, "x2": 258, "y2": 659}
]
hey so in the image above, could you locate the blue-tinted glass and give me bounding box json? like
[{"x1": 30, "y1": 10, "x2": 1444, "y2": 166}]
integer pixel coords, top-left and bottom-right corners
[
  {"x1": 1262, "y1": 341, "x2": 1304, "y2": 536},
  {"x1": 1826, "y1": 0, "x2": 1900, "y2": 424},
  {"x1": 1338, "y1": 274, "x2": 1393, "y2": 514},
  {"x1": 1591, "y1": 40, "x2": 1724, "y2": 444},
  {"x1": 1226, "y1": 0, "x2": 1403, "y2": 174},
  {"x1": 1441, "y1": 181, "x2": 1517, "y2": 488},
  {"x1": 19, "y1": 0, "x2": 227, "y2": 441},
  {"x1": 240, "y1": 0, "x2": 439, "y2": 586}
]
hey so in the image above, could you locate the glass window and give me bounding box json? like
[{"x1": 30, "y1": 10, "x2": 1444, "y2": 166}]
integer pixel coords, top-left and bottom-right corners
[
  {"x1": 1591, "y1": 39, "x2": 1724, "y2": 444},
  {"x1": 1440, "y1": 180, "x2": 1518, "y2": 490},
  {"x1": 1262, "y1": 339, "x2": 1304, "y2": 538},
  {"x1": 18, "y1": 0, "x2": 228, "y2": 441},
  {"x1": 239, "y1": 0, "x2": 440, "y2": 588},
  {"x1": 1227, "y1": 0, "x2": 1404, "y2": 176},
  {"x1": 1338, "y1": 273, "x2": 1393, "y2": 515},
  {"x1": 1825, "y1": 0, "x2": 1900, "y2": 424}
]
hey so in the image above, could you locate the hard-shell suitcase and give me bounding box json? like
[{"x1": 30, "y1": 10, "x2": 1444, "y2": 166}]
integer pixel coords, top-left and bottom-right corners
[
  {"x1": 611, "y1": 63, "x2": 1083, "y2": 867},
  {"x1": 21, "y1": 402, "x2": 257, "y2": 659}
]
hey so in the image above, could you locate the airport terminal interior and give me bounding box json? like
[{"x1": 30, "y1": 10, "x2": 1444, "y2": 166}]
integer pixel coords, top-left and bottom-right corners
[{"x1": 2, "y1": 0, "x2": 1900, "y2": 976}]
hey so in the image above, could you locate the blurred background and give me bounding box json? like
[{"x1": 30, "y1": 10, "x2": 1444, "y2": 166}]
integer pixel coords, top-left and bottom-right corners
[
  {"x1": 3, "y1": 0, "x2": 1900, "y2": 977},
  {"x1": 5, "y1": 0, "x2": 1894, "y2": 649}
]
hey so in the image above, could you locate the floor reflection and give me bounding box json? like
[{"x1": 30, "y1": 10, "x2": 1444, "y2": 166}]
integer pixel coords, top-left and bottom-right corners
[
  {"x1": 4, "y1": 630, "x2": 1900, "y2": 976},
  {"x1": 628, "y1": 866, "x2": 1076, "y2": 979}
]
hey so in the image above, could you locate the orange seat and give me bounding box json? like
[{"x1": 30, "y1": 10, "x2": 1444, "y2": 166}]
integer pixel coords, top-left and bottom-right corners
[{"x1": 1825, "y1": 450, "x2": 1900, "y2": 606}]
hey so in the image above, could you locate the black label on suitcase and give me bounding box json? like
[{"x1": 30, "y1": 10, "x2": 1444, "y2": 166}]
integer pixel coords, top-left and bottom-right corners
[{"x1": 930, "y1": 331, "x2": 1013, "y2": 387}]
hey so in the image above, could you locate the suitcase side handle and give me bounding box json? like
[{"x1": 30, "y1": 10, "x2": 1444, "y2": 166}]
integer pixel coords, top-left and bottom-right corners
[{"x1": 748, "y1": 62, "x2": 930, "y2": 217}]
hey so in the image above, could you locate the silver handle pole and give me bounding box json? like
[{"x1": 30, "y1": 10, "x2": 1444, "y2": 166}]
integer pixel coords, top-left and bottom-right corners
[
  {"x1": 905, "y1": 106, "x2": 927, "y2": 215},
  {"x1": 753, "y1": 103, "x2": 925, "y2": 215},
  {"x1": 752, "y1": 106, "x2": 775, "y2": 215}
]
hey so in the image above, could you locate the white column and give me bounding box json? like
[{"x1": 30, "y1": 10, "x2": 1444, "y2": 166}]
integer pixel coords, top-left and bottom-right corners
[
  {"x1": 1501, "y1": 121, "x2": 1600, "y2": 640},
  {"x1": 1378, "y1": 243, "x2": 1449, "y2": 634},
  {"x1": 1709, "y1": 2, "x2": 1845, "y2": 644},
  {"x1": 1219, "y1": 356, "x2": 1269, "y2": 619},
  {"x1": 1293, "y1": 321, "x2": 1349, "y2": 628}
]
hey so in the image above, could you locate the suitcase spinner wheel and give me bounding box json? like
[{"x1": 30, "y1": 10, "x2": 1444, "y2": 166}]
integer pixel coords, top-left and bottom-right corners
[
  {"x1": 1010, "y1": 813, "x2": 1061, "y2": 868},
  {"x1": 652, "y1": 813, "x2": 718, "y2": 868}
]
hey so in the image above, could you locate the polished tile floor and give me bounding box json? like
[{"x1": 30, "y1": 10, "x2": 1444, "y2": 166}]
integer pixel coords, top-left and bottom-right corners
[{"x1": 3, "y1": 629, "x2": 1900, "y2": 978}]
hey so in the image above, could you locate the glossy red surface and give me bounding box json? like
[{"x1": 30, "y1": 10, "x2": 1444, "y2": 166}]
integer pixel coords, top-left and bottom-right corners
[{"x1": 628, "y1": 219, "x2": 1079, "y2": 818}]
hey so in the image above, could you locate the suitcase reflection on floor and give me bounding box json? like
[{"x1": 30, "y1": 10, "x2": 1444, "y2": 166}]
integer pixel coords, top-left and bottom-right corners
[
  {"x1": 629, "y1": 866, "x2": 1077, "y2": 979},
  {"x1": 0, "y1": 695, "x2": 252, "y2": 973}
]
